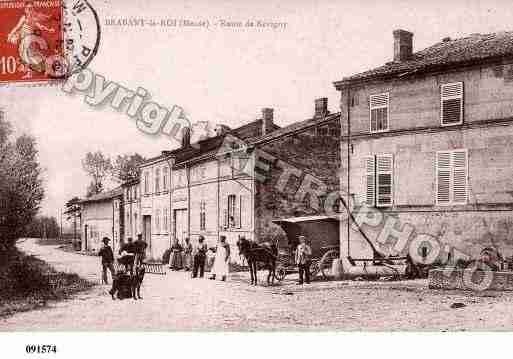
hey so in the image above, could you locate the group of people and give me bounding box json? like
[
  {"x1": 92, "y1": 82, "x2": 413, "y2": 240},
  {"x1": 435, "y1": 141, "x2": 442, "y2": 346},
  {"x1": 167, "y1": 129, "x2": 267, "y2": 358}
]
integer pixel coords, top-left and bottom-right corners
[
  {"x1": 168, "y1": 235, "x2": 231, "y2": 281},
  {"x1": 98, "y1": 232, "x2": 313, "y2": 286},
  {"x1": 98, "y1": 234, "x2": 147, "y2": 284}
]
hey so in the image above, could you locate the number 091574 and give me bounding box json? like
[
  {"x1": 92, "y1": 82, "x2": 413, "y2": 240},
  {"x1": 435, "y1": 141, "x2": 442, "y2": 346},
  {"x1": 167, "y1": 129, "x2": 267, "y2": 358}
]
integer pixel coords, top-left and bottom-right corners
[{"x1": 25, "y1": 345, "x2": 57, "y2": 354}]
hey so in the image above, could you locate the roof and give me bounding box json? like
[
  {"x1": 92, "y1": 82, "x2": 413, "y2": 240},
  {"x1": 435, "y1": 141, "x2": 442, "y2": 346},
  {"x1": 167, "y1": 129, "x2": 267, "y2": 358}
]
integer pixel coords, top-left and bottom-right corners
[
  {"x1": 272, "y1": 215, "x2": 340, "y2": 224},
  {"x1": 121, "y1": 178, "x2": 140, "y2": 187},
  {"x1": 79, "y1": 187, "x2": 123, "y2": 204},
  {"x1": 334, "y1": 31, "x2": 513, "y2": 88},
  {"x1": 248, "y1": 113, "x2": 340, "y2": 146},
  {"x1": 171, "y1": 113, "x2": 340, "y2": 168}
]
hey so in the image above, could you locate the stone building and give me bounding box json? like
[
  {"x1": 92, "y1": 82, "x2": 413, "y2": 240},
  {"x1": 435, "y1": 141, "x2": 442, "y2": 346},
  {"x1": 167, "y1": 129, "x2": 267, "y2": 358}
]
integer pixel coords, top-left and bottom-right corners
[
  {"x1": 168, "y1": 110, "x2": 280, "y2": 251},
  {"x1": 79, "y1": 187, "x2": 123, "y2": 253},
  {"x1": 335, "y1": 30, "x2": 513, "y2": 262},
  {"x1": 167, "y1": 101, "x2": 341, "y2": 257},
  {"x1": 122, "y1": 178, "x2": 141, "y2": 242},
  {"x1": 139, "y1": 153, "x2": 173, "y2": 260}
]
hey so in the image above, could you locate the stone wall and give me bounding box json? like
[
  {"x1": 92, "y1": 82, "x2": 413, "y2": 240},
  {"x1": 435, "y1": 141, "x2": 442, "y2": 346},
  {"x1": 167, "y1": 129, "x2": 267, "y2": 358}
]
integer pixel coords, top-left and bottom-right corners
[{"x1": 255, "y1": 118, "x2": 341, "y2": 243}]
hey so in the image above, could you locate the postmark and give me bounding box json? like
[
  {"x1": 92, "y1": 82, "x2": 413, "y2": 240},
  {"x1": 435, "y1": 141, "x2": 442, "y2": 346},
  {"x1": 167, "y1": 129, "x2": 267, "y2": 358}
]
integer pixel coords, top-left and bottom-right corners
[{"x1": 0, "y1": 0, "x2": 100, "y2": 84}]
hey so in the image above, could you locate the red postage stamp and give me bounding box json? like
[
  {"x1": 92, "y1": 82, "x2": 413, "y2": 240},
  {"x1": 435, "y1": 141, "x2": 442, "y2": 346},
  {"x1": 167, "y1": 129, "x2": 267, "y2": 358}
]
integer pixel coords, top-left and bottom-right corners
[{"x1": 0, "y1": 0, "x2": 64, "y2": 84}]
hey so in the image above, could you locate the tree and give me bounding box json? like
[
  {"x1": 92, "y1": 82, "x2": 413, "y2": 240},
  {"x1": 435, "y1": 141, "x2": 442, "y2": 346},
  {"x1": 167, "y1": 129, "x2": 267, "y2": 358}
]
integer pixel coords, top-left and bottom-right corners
[
  {"x1": 64, "y1": 196, "x2": 81, "y2": 245},
  {"x1": 81, "y1": 151, "x2": 112, "y2": 197},
  {"x1": 86, "y1": 181, "x2": 103, "y2": 197},
  {"x1": 111, "y1": 153, "x2": 145, "y2": 183},
  {"x1": 0, "y1": 126, "x2": 45, "y2": 251},
  {"x1": 25, "y1": 216, "x2": 60, "y2": 239}
]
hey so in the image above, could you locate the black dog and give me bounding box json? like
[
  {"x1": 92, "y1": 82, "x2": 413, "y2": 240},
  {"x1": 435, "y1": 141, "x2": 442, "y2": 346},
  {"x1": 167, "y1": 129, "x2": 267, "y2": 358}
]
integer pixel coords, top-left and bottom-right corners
[{"x1": 109, "y1": 266, "x2": 145, "y2": 300}]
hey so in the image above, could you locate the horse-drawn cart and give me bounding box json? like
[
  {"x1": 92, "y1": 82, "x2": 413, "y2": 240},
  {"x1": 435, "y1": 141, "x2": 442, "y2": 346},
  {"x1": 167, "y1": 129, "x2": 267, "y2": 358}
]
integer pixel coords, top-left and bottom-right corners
[{"x1": 272, "y1": 216, "x2": 340, "y2": 281}]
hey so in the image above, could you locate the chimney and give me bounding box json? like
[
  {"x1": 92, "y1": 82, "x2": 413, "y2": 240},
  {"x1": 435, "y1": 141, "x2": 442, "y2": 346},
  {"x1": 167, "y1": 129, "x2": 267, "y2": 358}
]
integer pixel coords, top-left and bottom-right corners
[
  {"x1": 314, "y1": 98, "x2": 328, "y2": 117},
  {"x1": 262, "y1": 108, "x2": 274, "y2": 135},
  {"x1": 181, "y1": 126, "x2": 191, "y2": 148},
  {"x1": 393, "y1": 29, "x2": 413, "y2": 62}
]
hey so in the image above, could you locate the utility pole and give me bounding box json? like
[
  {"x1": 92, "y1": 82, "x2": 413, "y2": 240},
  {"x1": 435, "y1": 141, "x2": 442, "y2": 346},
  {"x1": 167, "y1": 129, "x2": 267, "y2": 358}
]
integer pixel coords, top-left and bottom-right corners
[{"x1": 60, "y1": 208, "x2": 63, "y2": 239}]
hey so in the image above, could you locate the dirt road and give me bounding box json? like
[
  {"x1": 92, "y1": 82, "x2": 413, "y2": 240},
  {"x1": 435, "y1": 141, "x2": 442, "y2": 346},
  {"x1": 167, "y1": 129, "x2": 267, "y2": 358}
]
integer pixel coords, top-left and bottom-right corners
[{"x1": 2, "y1": 238, "x2": 513, "y2": 331}]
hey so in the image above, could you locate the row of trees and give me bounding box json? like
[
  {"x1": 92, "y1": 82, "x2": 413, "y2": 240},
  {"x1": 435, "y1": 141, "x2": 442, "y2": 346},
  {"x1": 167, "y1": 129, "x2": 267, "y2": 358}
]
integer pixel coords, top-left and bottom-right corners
[
  {"x1": 24, "y1": 216, "x2": 60, "y2": 239},
  {"x1": 82, "y1": 152, "x2": 145, "y2": 197},
  {"x1": 0, "y1": 114, "x2": 45, "y2": 252}
]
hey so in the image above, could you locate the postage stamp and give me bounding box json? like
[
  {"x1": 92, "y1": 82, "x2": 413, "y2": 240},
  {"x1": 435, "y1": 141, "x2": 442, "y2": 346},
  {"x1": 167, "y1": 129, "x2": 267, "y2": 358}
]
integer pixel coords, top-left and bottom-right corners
[{"x1": 0, "y1": 0, "x2": 100, "y2": 84}]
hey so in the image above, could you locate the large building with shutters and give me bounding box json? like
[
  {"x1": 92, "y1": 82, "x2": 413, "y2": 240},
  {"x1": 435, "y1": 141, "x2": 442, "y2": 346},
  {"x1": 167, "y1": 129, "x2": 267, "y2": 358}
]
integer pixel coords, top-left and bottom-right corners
[
  {"x1": 163, "y1": 101, "x2": 340, "y2": 261},
  {"x1": 335, "y1": 30, "x2": 513, "y2": 261}
]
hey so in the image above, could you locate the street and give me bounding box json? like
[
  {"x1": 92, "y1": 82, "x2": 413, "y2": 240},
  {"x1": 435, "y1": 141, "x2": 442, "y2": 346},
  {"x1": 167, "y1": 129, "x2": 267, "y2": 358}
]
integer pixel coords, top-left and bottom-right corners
[{"x1": 2, "y1": 239, "x2": 513, "y2": 331}]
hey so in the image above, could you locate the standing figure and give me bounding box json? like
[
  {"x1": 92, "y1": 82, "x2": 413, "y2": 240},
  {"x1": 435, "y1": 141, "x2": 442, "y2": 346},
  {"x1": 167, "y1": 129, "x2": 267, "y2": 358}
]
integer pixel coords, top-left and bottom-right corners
[
  {"x1": 182, "y1": 237, "x2": 193, "y2": 271},
  {"x1": 192, "y1": 235, "x2": 208, "y2": 278},
  {"x1": 118, "y1": 237, "x2": 136, "y2": 274},
  {"x1": 134, "y1": 233, "x2": 148, "y2": 266},
  {"x1": 169, "y1": 238, "x2": 183, "y2": 270},
  {"x1": 7, "y1": 2, "x2": 55, "y2": 78},
  {"x1": 295, "y1": 235, "x2": 312, "y2": 285},
  {"x1": 209, "y1": 236, "x2": 230, "y2": 281},
  {"x1": 98, "y1": 237, "x2": 115, "y2": 284}
]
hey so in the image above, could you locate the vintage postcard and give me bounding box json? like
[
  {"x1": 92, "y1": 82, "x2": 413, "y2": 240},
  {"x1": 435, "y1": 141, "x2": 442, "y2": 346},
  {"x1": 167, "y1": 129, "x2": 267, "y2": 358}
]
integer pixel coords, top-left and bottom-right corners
[{"x1": 1, "y1": 0, "x2": 513, "y2": 357}]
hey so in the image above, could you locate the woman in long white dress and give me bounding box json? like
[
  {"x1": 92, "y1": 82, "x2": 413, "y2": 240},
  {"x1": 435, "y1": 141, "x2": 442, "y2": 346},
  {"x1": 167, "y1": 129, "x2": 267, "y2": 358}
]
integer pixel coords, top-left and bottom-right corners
[{"x1": 210, "y1": 236, "x2": 230, "y2": 281}]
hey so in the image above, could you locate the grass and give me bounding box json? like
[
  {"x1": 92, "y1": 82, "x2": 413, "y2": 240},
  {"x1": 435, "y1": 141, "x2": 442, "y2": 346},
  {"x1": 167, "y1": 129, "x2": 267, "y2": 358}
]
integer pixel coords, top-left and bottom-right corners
[{"x1": 0, "y1": 248, "x2": 94, "y2": 318}]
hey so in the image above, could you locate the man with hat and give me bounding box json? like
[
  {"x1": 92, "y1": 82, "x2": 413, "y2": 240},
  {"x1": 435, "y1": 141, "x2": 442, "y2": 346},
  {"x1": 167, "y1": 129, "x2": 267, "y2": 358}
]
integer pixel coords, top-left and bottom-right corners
[
  {"x1": 134, "y1": 233, "x2": 148, "y2": 266},
  {"x1": 98, "y1": 237, "x2": 115, "y2": 284},
  {"x1": 295, "y1": 235, "x2": 312, "y2": 285}
]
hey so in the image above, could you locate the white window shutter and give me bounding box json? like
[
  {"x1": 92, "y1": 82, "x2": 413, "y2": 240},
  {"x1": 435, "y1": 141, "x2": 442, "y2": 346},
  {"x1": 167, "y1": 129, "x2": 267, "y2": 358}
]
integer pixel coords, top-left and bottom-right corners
[
  {"x1": 441, "y1": 82, "x2": 463, "y2": 125},
  {"x1": 364, "y1": 156, "x2": 376, "y2": 206},
  {"x1": 436, "y1": 151, "x2": 451, "y2": 204},
  {"x1": 452, "y1": 150, "x2": 468, "y2": 204},
  {"x1": 369, "y1": 93, "x2": 389, "y2": 132},
  {"x1": 376, "y1": 155, "x2": 393, "y2": 207}
]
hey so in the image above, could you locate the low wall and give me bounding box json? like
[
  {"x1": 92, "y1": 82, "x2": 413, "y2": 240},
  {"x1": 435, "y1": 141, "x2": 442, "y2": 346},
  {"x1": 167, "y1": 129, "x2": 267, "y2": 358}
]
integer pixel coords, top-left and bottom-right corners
[{"x1": 428, "y1": 268, "x2": 513, "y2": 291}]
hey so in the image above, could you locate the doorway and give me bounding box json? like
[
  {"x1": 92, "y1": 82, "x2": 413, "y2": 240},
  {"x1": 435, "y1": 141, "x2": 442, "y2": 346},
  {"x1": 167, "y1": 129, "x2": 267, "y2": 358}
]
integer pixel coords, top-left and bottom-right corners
[
  {"x1": 173, "y1": 209, "x2": 188, "y2": 243},
  {"x1": 143, "y1": 215, "x2": 152, "y2": 257}
]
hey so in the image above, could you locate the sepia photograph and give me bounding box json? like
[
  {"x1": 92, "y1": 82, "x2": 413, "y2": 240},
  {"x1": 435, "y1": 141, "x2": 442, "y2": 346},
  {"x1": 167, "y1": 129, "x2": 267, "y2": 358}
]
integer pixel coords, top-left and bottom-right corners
[{"x1": 1, "y1": 0, "x2": 513, "y2": 357}]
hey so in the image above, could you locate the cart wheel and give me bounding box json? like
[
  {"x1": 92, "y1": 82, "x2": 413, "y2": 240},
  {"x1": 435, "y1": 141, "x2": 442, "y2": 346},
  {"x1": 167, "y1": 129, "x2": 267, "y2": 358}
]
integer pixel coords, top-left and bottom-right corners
[
  {"x1": 320, "y1": 250, "x2": 340, "y2": 280},
  {"x1": 275, "y1": 266, "x2": 286, "y2": 281}
]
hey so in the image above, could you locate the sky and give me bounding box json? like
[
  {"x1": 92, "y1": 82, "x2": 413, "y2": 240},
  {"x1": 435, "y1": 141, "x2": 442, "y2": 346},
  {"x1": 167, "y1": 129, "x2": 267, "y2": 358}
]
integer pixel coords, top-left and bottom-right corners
[{"x1": 2, "y1": 0, "x2": 513, "y2": 220}]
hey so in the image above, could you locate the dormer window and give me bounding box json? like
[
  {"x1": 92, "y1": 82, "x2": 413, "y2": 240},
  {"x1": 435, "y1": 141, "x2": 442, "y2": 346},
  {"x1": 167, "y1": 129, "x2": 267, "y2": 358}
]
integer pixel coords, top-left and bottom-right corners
[
  {"x1": 369, "y1": 93, "x2": 389, "y2": 133},
  {"x1": 441, "y1": 82, "x2": 463, "y2": 126}
]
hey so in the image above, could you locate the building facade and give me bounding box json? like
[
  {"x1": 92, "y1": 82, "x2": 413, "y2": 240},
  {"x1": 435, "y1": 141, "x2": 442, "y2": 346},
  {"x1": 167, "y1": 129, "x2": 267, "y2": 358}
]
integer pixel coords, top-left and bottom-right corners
[
  {"x1": 79, "y1": 187, "x2": 123, "y2": 253},
  {"x1": 122, "y1": 178, "x2": 141, "y2": 243},
  {"x1": 168, "y1": 102, "x2": 341, "y2": 259},
  {"x1": 335, "y1": 30, "x2": 513, "y2": 262},
  {"x1": 139, "y1": 154, "x2": 173, "y2": 261}
]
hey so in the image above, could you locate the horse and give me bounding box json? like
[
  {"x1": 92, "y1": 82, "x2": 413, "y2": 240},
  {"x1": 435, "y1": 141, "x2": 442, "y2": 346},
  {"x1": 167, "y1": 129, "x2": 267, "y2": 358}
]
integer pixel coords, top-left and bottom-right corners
[{"x1": 236, "y1": 237, "x2": 278, "y2": 286}]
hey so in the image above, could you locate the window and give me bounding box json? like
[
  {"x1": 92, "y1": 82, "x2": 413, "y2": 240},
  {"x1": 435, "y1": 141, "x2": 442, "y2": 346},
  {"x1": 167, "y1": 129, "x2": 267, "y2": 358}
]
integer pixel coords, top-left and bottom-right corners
[
  {"x1": 134, "y1": 185, "x2": 137, "y2": 200},
  {"x1": 200, "y1": 201, "x2": 206, "y2": 231},
  {"x1": 155, "y1": 209, "x2": 161, "y2": 233},
  {"x1": 364, "y1": 154, "x2": 394, "y2": 207},
  {"x1": 134, "y1": 213, "x2": 138, "y2": 234},
  {"x1": 369, "y1": 93, "x2": 389, "y2": 132},
  {"x1": 163, "y1": 166, "x2": 168, "y2": 191},
  {"x1": 227, "y1": 195, "x2": 236, "y2": 228},
  {"x1": 155, "y1": 168, "x2": 160, "y2": 193},
  {"x1": 441, "y1": 82, "x2": 463, "y2": 126},
  {"x1": 144, "y1": 171, "x2": 149, "y2": 194},
  {"x1": 436, "y1": 149, "x2": 468, "y2": 205},
  {"x1": 163, "y1": 208, "x2": 168, "y2": 233}
]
